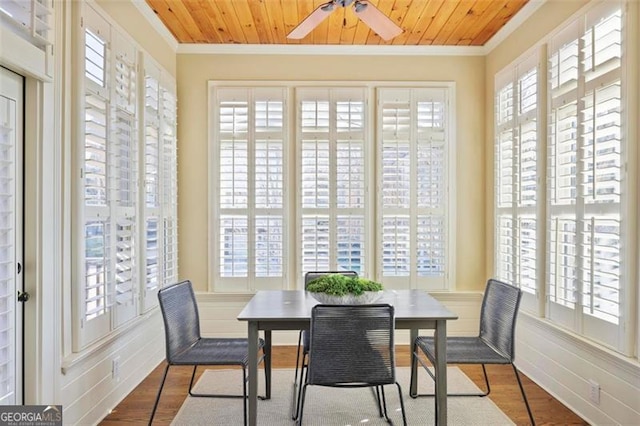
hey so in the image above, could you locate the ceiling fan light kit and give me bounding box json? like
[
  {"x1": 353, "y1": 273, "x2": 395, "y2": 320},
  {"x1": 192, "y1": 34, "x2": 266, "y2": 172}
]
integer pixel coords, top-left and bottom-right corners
[{"x1": 287, "y1": 0, "x2": 403, "y2": 42}]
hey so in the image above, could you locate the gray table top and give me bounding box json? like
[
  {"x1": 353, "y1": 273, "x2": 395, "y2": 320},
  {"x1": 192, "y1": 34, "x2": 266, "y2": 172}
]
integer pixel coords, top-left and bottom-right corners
[{"x1": 237, "y1": 289, "x2": 458, "y2": 322}]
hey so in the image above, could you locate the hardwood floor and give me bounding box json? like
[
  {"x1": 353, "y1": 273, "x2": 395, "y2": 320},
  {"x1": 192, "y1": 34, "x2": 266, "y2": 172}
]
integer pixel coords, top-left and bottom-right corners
[{"x1": 101, "y1": 345, "x2": 587, "y2": 425}]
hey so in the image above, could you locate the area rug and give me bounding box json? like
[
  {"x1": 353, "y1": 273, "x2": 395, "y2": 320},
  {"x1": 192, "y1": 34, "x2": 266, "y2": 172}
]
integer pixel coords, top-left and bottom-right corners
[{"x1": 172, "y1": 367, "x2": 514, "y2": 425}]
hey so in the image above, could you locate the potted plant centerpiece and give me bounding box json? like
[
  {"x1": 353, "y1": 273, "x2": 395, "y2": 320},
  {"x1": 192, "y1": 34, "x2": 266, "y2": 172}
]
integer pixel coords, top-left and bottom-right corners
[{"x1": 306, "y1": 273, "x2": 384, "y2": 304}]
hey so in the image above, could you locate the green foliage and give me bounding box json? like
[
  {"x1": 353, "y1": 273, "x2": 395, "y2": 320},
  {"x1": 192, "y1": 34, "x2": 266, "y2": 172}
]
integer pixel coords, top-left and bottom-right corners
[{"x1": 306, "y1": 274, "x2": 383, "y2": 296}]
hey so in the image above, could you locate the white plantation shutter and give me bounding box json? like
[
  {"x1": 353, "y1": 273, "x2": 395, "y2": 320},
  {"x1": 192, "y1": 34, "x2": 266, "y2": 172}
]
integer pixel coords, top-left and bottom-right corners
[
  {"x1": 298, "y1": 88, "x2": 367, "y2": 278},
  {"x1": 494, "y1": 51, "x2": 540, "y2": 310},
  {"x1": 77, "y1": 7, "x2": 112, "y2": 347},
  {"x1": 377, "y1": 88, "x2": 451, "y2": 290},
  {"x1": 142, "y1": 61, "x2": 161, "y2": 311},
  {"x1": 547, "y1": 3, "x2": 626, "y2": 350},
  {"x1": 111, "y1": 33, "x2": 137, "y2": 327},
  {"x1": 161, "y1": 81, "x2": 178, "y2": 287},
  {"x1": 213, "y1": 87, "x2": 287, "y2": 291},
  {"x1": 0, "y1": 71, "x2": 23, "y2": 404},
  {"x1": 74, "y1": 4, "x2": 178, "y2": 349}
]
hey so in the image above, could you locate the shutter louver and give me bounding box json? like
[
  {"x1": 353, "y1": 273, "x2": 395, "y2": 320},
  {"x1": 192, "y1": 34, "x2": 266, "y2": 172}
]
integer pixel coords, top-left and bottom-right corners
[
  {"x1": 84, "y1": 220, "x2": 109, "y2": 320},
  {"x1": 115, "y1": 218, "x2": 134, "y2": 305},
  {"x1": 145, "y1": 218, "x2": 158, "y2": 292},
  {"x1": 301, "y1": 215, "x2": 330, "y2": 271},
  {"x1": 382, "y1": 215, "x2": 411, "y2": 276},
  {"x1": 219, "y1": 216, "x2": 248, "y2": 277},
  {"x1": 84, "y1": 94, "x2": 108, "y2": 206}
]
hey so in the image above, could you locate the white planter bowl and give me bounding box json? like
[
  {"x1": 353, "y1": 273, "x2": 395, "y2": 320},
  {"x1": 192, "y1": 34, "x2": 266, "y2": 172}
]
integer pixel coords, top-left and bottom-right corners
[{"x1": 309, "y1": 291, "x2": 384, "y2": 305}]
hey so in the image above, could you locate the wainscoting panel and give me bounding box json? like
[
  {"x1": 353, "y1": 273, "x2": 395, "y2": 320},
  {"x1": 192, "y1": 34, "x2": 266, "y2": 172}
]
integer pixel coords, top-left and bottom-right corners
[
  {"x1": 60, "y1": 310, "x2": 165, "y2": 425},
  {"x1": 515, "y1": 313, "x2": 640, "y2": 425}
]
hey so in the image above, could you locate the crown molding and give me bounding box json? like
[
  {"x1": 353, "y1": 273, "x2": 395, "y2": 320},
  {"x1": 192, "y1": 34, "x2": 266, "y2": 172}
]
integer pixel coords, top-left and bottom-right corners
[
  {"x1": 483, "y1": 0, "x2": 547, "y2": 54},
  {"x1": 177, "y1": 43, "x2": 485, "y2": 56},
  {"x1": 131, "y1": 0, "x2": 178, "y2": 52}
]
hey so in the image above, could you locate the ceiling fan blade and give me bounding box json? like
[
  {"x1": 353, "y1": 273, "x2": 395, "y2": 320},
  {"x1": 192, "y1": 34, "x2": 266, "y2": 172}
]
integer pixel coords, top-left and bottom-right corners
[
  {"x1": 353, "y1": 1, "x2": 403, "y2": 41},
  {"x1": 287, "y1": 2, "x2": 334, "y2": 40}
]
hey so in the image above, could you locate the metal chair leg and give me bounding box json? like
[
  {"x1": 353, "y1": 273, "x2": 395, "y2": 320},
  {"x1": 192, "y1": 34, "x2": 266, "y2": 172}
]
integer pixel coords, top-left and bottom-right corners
[
  {"x1": 293, "y1": 354, "x2": 307, "y2": 420},
  {"x1": 292, "y1": 333, "x2": 305, "y2": 419},
  {"x1": 395, "y1": 382, "x2": 408, "y2": 426},
  {"x1": 373, "y1": 386, "x2": 384, "y2": 417},
  {"x1": 297, "y1": 382, "x2": 309, "y2": 426},
  {"x1": 380, "y1": 385, "x2": 391, "y2": 423},
  {"x1": 148, "y1": 363, "x2": 170, "y2": 426},
  {"x1": 512, "y1": 364, "x2": 535, "y2": 426}
]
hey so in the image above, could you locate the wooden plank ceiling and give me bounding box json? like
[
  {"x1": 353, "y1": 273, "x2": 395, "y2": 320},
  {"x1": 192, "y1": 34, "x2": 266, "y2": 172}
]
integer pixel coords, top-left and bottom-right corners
[{"x1": 145, "y1": 0, "x2": 530, "y2": 45}]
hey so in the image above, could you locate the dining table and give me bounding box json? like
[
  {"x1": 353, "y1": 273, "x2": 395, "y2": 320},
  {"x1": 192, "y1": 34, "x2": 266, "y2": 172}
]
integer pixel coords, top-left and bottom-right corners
[{"x1": 237, "y1": 289, "x2": 458, "y2": 425}]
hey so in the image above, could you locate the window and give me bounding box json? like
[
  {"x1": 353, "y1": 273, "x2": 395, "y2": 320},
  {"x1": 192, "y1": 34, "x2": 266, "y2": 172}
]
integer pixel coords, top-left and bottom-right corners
[
  {"x1": 377, "y1": 88, "x2": 452, "y2": 290},
  {"x1": 210, "y1": 84, "x2": 454, "y2": 291},
  {"x1": 494, "y1": 2, "x2": 631, "y2": 354},
  {"x1": 547, "y1": 3, "x2": 626, "y2": 350},
  {"x1": 212, "y1": 87, "x2": 287, "y2": 292},
  {"x1": 494, "y1": 51, "x2": 540, "y2": 311},
  {"x1": 297, "y1": 88, "x2": 367, "y2": 276},
  {"x1": 74, "y1": 4, "x2": 178, "y2": 350}
]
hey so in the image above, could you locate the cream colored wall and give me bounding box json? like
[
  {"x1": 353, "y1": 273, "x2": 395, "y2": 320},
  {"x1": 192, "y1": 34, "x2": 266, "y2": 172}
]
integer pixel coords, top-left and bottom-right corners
[
  {"x1": 95, "y1": 0, "x2": 176, "y2": 76},
  {"x1": 484, "y1": 0, "x2": 588, "y2": 276},
  {"x1": 177, "y1": 53, "x2": 486, "y2": 292}
]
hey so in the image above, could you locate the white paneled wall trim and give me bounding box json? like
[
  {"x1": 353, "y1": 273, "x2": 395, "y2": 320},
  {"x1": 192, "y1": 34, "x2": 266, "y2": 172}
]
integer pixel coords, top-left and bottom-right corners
[
  {"x1": 516, "y1": 314, "x2": 640, "y2": 426},
  {"x1": 60, "y1": 311, "x2": 164, "y2": 425},
  {"x1": 196, "y1": 291, "x2": 483, "y2": 345}
]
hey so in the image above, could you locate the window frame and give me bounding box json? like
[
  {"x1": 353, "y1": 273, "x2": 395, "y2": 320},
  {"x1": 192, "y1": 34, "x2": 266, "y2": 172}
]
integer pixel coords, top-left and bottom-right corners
[{"x1": 208, "y1": 82, "x2": 456, "y2": 292}]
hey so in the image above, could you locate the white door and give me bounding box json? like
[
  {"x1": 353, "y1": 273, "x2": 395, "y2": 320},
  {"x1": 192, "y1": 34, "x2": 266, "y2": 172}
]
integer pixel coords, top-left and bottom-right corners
[{"x1": 0, "y1": 66, "x2": 24, "y2": 405}]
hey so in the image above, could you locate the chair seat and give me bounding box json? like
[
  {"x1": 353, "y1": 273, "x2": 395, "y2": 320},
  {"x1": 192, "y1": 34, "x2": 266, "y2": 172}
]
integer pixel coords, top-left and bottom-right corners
[
  {"x1": 171, "y1": 337, "x2": 265, "y2": 366},
  {"x1": 416, "y1": 336, "x2": 510, "y2": 365}
]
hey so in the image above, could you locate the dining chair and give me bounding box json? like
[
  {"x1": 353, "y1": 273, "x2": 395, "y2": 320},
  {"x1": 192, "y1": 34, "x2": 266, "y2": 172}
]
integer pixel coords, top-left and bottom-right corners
[
  {"x1": 149, "y1": 280, "x2": 270, "y2": 426},
  {"x1": 292, "y1": 270, "x2": 358, "y2": 419},
  {"x1": 409, "y1": 278, "x2": 535, "y2": 425},
  {"x1": 297, "y1": 304, "x2": 407, "y2": 426}
]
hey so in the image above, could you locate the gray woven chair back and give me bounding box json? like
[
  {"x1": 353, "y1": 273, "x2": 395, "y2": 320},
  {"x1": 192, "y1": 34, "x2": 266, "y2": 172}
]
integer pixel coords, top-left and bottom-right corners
[
  {"x1": 307, "y1": 304, "x2": 395, "y2": 386},
  {"x1": 158, "y1": 280, "x2": 201, "y2": 364},
  {"x1": 479, "y1": 279, "x2": 522, "y2": 361},
  {"x1": 304, "y1": 271, "x2": 358, "y2": 288}
]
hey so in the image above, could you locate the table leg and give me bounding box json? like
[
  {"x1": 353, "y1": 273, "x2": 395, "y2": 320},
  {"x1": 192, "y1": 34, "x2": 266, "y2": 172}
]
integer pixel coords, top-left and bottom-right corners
[
  {"x1": 409, "y1": 327, "x2": 418, "y2": 396},
  {"x1": 265, "y1": 330, "x2": 272, "y2": 399},
  {"x1": 434, "y1": 319, "x2": 447, "y2": 425},
  {"x1": 248, "y1": 321, "x2": 259, "y2": 426}
]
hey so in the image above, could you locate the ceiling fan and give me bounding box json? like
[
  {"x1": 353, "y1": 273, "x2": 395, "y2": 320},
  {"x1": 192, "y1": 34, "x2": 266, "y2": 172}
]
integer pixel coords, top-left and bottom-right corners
[{"x1": 287, "y1": 0, "x2": 403, "y2": 42}]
